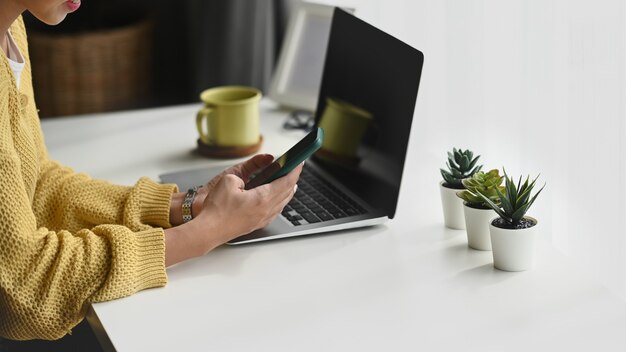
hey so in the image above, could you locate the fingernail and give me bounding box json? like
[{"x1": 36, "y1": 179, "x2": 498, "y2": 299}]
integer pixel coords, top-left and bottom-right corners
[{"x1": 293, "y1": 184, "x2": 298, "y2": 193}]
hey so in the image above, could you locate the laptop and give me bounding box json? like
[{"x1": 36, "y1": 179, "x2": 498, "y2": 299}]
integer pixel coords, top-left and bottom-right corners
[{"x1": 160, "y1": 8, "x2": 424, "y2": 244}]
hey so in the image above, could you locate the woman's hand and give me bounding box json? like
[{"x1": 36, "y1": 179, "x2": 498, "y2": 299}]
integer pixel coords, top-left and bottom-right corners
[
  {"x1": 169, "y1": 154, "x2": 275, "y2": 226},
  {"x1": 194, "y1": 154, "x2": 275, "y2": 215},
  {"x1": 196, "y1": 163, "x2": 302, "y2": 250},
  {"x1": 164, "y1": 155, "x2": 302, "y2": 266}
]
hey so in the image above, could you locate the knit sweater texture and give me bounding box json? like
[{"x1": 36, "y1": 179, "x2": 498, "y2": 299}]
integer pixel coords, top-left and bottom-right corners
[{"x1": 0, "y1": 17, "x2": 177, "y2": 340}]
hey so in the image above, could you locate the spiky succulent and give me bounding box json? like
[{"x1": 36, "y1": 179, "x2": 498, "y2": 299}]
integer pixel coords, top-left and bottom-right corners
[
  {"x1": 440, "y1": 148, "x2": 482, "y2": 189},
  {"x1": 476, "y1": 169, "x2": 545, "y2": 227},
  {"x1": 457, "y1": 169, "x2": 505, "y2": 208}
]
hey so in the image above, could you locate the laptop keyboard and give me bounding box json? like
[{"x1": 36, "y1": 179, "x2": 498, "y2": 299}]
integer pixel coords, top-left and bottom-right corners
[{"x1": 281, "y1": 166, "x2": 367, "y2": 226}]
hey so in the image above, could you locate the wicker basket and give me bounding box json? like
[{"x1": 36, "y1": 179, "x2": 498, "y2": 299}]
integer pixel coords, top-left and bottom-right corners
[{"x1": 29, "y1": 18, "x2": 153, "y2": 117}]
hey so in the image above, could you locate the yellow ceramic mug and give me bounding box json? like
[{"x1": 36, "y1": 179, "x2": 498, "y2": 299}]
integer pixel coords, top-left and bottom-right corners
[
  {"x1": 196, "y1": 86, "x2": 262, "y2": 146},
  {"x1": 318, "y1": 97, "x2": 373, "y2": 158}
]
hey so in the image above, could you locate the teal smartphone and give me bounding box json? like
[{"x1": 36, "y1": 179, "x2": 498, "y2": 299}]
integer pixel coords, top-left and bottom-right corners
[{"x1": 244, "y1": 127, "x2": 324, "y2": 190}]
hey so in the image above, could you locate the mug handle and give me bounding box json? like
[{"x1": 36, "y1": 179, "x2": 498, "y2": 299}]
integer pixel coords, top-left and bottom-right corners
[{"x1": 196, "y1": 107, "x2": 213, "y2": 145}]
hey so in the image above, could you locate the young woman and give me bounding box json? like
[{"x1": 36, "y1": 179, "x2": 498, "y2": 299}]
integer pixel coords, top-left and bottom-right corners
[{"x1": 0, "y1": 0, "x2": 302, "y2": 347}]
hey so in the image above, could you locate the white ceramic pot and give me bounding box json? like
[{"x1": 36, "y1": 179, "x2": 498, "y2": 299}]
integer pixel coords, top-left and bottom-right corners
[
  {"x1": 489, "y1": 216, "x2": 538, "y2": 271},
  {"x1": 439, "y1": 181, "x2": 465, "y2": 230},
  {"x1": 463, "y1": 204, "x2": 496, "y2": 250}
]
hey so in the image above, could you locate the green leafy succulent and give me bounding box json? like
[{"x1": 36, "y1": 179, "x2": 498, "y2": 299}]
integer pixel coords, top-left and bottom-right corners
[
  {"x1": 476, "y1": 169, "x2": 545, "y2": 228},
  {"x1": 457, "y1": 169, "x2": 505, "y2": 208},
  {"x1": 440, "y1": 148, "x2": 482, "y2": 189}
]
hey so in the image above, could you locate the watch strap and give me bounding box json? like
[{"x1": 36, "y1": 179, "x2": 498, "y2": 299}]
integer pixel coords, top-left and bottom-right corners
[{"x1": 182, "y1": 186, "x2": 200, "y2": 223}]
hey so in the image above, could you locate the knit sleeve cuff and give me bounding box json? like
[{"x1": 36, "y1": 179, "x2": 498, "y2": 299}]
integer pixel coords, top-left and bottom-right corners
[
  {"x1": 89, "y1": 225, "x2": 168, "y2": 303},
  {"x1": 132, "y1": 228, "x2": 168, "y2": 291},
  {"x1": 136, "y1": 177, "x2": 179, "y2": 229}
]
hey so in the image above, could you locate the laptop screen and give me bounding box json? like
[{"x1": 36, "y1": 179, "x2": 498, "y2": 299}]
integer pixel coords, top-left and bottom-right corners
[{"x1": 312, "y1": 8, "x2": 424, "y2": 219}]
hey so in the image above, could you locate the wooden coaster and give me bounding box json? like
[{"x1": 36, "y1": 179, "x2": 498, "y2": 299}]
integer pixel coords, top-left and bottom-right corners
[{"x1": 196, "y1": 136, "x2": 263, "y2": 159}]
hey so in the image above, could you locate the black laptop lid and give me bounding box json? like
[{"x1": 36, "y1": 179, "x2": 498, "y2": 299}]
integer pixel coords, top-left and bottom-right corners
[{"x1": 312, "y1": 8, "x2": 424, "y2": 219}]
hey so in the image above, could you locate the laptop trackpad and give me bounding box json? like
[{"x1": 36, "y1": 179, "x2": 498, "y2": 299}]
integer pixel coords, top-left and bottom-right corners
[{"x1": 159, "y1": 164, "x2": 233, "y2": 190}]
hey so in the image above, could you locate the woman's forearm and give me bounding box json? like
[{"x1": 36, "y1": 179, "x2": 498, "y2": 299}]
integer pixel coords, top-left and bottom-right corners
[{"x1": 164, "y1": 213, "x2": 217, "y2": 267}]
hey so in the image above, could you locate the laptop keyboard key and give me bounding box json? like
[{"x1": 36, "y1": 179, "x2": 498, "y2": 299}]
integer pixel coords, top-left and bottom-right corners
[
  {"x1": 300, "y1": 211, "x2": 321, "y2": 223},
  {"x1": 331, "y1": 211, "x2": 348, "y2": 218},
  {"x1": 317, "y1": 211, "x2": 334, "y2": 221},
  {"x1": 292, "y1": 203, "x2": 306, "y2": 211}
]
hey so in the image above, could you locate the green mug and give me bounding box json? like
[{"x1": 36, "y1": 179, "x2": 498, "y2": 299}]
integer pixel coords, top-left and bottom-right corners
[
  {"x1": 318, "y1": 97, "x2": 373, "y2": 158},
  {"x1": 196, "y1": 86, "x2": 262, "y2": 146}
]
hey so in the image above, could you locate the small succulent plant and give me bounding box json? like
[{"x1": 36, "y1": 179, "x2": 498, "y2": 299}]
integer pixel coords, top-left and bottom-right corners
[
  {"x1": 457, "y1": 169, "x2": 505, "y2": 208},
  {"x1": 440, "y1": 148, "x2": 482, "y2": 189},
  {"x1": 476, "y1": 169, "x2": 545, "y2": 229}
]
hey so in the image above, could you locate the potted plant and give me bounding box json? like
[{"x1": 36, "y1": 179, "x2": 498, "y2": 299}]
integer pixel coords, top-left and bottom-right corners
[
  {"x1": 439, "y1": 148, "x2": 482, "y2": 229},
  {"x1": 476, "y1": 170, "x2": 545, "y2": 271},
  {"x1": 457, "y1": 169, "x2": 505, "y2": 250}
]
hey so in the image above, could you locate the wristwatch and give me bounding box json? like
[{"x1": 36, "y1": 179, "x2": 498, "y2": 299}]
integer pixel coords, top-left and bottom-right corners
[{"x1": 182, "y1": 186, "x2": 200, "y2": 223}]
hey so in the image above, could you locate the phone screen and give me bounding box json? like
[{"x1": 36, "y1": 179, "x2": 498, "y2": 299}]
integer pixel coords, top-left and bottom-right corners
[{"x1": 244, "y1": 127, "x2": 323, "y2": 190}]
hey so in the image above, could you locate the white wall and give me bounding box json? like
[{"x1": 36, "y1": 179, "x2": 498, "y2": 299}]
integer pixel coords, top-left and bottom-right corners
[{"x1": 312, "y1": 0, "x2": 626, "y2": 299}]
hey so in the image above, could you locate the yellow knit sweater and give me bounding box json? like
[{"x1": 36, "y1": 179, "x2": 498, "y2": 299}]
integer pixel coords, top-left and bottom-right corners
[{"x1": 0, "y1": 17, "x2": 178, "y2": 340}]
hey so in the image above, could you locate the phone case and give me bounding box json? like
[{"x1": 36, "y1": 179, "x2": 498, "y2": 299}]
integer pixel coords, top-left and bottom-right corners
[{"x1": 245, "y1": 127, "x2": 324, "y2": 189}]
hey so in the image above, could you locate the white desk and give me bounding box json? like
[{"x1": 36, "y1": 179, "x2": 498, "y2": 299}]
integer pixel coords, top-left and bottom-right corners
[{"x1": 41, "y1": 101, "x2": 626, "y2": 351}]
